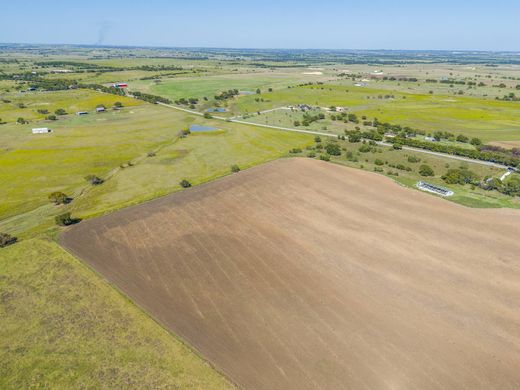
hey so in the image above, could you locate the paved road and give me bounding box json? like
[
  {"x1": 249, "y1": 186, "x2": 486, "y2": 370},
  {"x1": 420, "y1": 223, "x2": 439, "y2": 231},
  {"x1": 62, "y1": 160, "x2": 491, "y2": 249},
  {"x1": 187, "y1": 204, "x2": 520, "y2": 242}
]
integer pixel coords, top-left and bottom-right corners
[{"x1": 156, "y1": 102, "x2": 509, "y2": 170}]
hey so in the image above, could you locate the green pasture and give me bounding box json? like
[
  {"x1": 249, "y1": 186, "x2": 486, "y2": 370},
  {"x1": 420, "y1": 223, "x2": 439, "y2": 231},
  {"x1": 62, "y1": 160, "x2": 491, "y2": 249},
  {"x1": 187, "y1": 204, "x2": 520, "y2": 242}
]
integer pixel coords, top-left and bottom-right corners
[
  {"x1": 0, "y1": 238, "x2": 232, "y2": 390},
  {"x1": 133, "y1": 71, "x2": 331, "y2": 101},
  {"x1": 234, "y1": 84, "x2": 520, "y2": 142},
  {"x1": 0, "y1": 89, "x2": 141, "y2": 123}
]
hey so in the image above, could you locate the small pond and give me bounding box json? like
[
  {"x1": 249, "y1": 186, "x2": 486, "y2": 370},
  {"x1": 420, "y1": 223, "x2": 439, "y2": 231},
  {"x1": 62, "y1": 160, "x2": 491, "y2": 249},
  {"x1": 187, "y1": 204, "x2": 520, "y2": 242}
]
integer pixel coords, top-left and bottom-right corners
[
  {"x1": 189, "y1": 124, "x2": 219, "y2": 132},
  {"x1": 206, "y1": 108, "x2": 226, "y2": 113}
]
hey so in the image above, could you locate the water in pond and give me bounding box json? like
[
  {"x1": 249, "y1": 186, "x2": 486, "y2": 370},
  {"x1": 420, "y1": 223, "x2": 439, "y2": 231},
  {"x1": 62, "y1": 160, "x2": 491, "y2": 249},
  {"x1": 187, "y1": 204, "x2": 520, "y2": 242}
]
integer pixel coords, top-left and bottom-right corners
[
  {"x1": 189, "y1": 124, "x2": 219, "y2": 132},
  {"x1": 207, "y1": 108, "x2": 226, "y2": 112}
]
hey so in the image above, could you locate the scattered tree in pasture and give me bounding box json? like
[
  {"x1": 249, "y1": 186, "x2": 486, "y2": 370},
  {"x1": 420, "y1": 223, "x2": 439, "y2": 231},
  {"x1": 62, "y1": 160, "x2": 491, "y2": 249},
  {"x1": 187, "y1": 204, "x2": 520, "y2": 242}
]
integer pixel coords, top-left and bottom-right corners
[
  {"x1": 180, "y1": 179, "x2": 191, "y2": 188},
  {"x1": 419, "y1": 164, "x2": 435, "y2": 177},
  {"x1": 0, "y1": 232, "x2": 17, "y2": 248},
  {"x1": 48, "y1": 191, "x2": 68, "y2": 205}
]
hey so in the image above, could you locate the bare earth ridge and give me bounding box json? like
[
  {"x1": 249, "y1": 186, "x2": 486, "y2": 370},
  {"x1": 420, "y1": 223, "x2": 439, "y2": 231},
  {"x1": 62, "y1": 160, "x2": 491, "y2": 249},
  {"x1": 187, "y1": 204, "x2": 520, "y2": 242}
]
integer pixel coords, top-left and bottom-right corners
[{"x1": 61, "y1": 158, "x2": 520, "y2": 390}]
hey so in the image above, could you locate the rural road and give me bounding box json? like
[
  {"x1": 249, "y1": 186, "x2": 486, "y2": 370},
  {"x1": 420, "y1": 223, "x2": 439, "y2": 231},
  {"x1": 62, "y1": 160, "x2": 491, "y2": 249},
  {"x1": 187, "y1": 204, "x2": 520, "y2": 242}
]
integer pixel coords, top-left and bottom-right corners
[{"x1": 156, "y1": 102, "x2": 510, "y2": 169}]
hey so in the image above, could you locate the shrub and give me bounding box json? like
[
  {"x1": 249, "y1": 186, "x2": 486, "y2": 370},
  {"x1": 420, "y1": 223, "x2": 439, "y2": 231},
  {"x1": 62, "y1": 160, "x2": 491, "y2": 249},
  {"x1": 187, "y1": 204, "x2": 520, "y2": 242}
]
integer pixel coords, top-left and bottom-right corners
[
  {"x1": 85, "y1": 174, "x2": 104, "y2": 185},
  {"x1": 325, "y1": 143, "x2": 342, "y2": 156},
  {"x1": 307, "y1": 151, "x2": 316, "y2": 158},
  {"x1": 230, "y1": 164, "x2": 240, "y2": 173},
  {"x1": 48, "y1": 191, "x2": 68, "y2": 205},
  {"x1": 319, "y1": 154, "x2": 330, "y2": 161},
  {"x1": 0, "y1": 232, "x2": 17, "y2": 248},
  {"x1": 348, "y1": 133, "x2": 361, "y2": 143},
  {"x1": 359, "y1": 144, "x2": 371, "y2": 153},
  {"x1": 374, "y1": 159, "x2": 384, "y2": 166},
  {"x1": 55, "y1": 212, "x2": 74, "y2": 226},
  {"x1": 374, "y1": 167, "x2": 384, "y2": 172},
  {"x1": 203, "y1": 112, "x2": 212, "y2": 119},
  {"x1": 314, "y1": 136, "x2": 321, "y2": 143},
  {"x1": 407, "y1": 155, "x2": 421, "y2": 163},
  {"x1": 114, "y1": 101, "x2": 123, "y2": 108},
  {"x1": 180, "y1": 179, "x2": 191, "y2": 188},
  {"x1": 289, "y1": 148, "x2": 302, "y2": 154},
  {"x1": 456, "y1": 134, "x2": 469, "y2": 143},
  {"x1": 46, "y1": 114, "x2": 57, "y2": 120},
  {"x1": 55, "y1": 108, "x2": 67, "y2": 115},
  {"x1": 442, "y1": 168, "x2": 479, "y2": 185},
  {"x1": 147, "y1": 151, "x2": 156, "y2": 157},
  {"x1": 419, "y1": 164, "x2": 435, "y2": 177},
  {"x1": 392, "y1": 143, "x2": 403, "y2": 150}
]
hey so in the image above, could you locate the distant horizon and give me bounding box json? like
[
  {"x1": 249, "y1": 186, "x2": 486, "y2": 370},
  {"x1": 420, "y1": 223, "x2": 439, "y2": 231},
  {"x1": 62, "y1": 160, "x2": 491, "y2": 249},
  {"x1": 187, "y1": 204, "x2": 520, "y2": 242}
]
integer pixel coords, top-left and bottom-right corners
[{"x1": 2, "y1": 42, "x2": 520, "y2": 55}]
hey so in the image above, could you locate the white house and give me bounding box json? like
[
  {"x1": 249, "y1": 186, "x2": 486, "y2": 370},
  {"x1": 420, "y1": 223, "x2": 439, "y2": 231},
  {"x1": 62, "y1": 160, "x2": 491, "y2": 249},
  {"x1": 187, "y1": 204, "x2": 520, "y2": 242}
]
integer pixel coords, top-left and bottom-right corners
[{"x1": 32, "y1": 128, "x2": 51, "y2": 134}]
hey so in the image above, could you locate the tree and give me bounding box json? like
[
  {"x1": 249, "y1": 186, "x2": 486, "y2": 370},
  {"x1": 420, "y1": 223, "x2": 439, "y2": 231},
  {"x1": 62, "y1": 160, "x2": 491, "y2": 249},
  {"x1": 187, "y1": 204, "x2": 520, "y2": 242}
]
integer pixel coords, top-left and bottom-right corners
[
  {"x1": 55, "y1": 212, "x2": 74, "y2": 226},
  {"x1": 392, "y1": 143, "x2": 402, "y2": 150},
  {"x1": 230, "y1": 164, "x2": 240, "y2": 173},
  {"x1": 48, "y1": 191, "x2": 68, "y2": 205},
  {"x1": 17, "y1": 117, "x2": 27, "y2": 124},
  {"x1": 348, "y1": 133, "x2": 361, "y2": 143},
  {"x1": 256, "y1": 88, "x2": 261, "y2": 94},
  {"x1": 203, "y1": 112, "x2": 212, "y2": 119},
  {"x1": 314, "y1": 136, "x2": 322, "y2": 143},
  {"x1": 419, "y1": 164, "x2": 434, "y2": 177},
  {"x1": 114, "y1": 101, "x2": 123, "y2": 108},
  {"x1": 180, "y1": 179, "x2": 191, "y2": 188},
  {"x1": 55, "y1": 108, "x2": 67, "y2": 115},
  {"x1": 470, "y1": 137, "x2": 482, "y2": 146},
  {"x1": 456, "y1": 134, "x2": 469, "y2": 143},
  {"x1": 46, "y1": 114, "x2": 57, "y2": 121},
  {"x1": 442, "y1": 168, "x2": 479, "y2": 185},
  {"x1": 85, "y1": 174, "x2": 104, "y2": 185},
  {"x1": 319, "y1": 154, "x2": 330, "y2": 161},
  {"x1": 0, "y1": 232, "x2": 17, "y2": 248},
  {"x1": 325, "y1": 143, "x2": 342, "y2": 156}
]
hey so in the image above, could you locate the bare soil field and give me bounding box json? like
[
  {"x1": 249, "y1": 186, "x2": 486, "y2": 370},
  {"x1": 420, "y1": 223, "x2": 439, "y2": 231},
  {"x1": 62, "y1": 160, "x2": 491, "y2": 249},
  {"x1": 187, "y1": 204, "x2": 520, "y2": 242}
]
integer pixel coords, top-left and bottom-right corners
[{"x1": 61, "y1": 158, "x2": 520, "y2": 390}]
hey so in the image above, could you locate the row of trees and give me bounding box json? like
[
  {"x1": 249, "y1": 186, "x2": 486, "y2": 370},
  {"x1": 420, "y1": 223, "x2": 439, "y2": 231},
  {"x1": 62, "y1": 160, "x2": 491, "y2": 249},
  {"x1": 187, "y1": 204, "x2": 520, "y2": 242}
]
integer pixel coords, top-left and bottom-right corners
[{"x1": 386, "y1": 136, "x2": 520, "y2": 168}]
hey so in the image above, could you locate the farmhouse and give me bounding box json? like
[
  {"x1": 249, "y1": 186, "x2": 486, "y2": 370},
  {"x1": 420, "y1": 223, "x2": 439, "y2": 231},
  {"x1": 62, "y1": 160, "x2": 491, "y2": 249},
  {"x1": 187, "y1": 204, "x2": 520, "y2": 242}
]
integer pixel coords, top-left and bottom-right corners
[
  {"x1": 96, "y1": 107, "x2": 106, "y2": 113},
  {"x1": 76, "y1": 111, "x2": 88, "y2": 116},
  {"x1": 32, "y1": 127, "x2": 51, "y2": 134}
]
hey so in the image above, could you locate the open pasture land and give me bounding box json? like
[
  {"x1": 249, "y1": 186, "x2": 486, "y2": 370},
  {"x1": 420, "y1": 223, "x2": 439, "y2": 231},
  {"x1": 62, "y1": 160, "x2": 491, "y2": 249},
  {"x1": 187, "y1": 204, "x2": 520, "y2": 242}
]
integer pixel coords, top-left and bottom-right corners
[
  {"x1": 61, "y1": 158, "x2": 520, "y2": 390},
  {"x1": 132, "y1": 70, "x2": 333, "y2": 102},
  {"x1": 236, "y1": 85, "x2": 520, "y2": 142}
]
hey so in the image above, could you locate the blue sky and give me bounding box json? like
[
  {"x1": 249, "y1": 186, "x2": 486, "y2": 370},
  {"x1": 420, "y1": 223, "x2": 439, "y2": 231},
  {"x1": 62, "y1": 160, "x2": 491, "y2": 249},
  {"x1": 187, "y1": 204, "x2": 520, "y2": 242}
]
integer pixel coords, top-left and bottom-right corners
[{"x1": 1, "y1": 0, "x2": 519, "y2": 51}]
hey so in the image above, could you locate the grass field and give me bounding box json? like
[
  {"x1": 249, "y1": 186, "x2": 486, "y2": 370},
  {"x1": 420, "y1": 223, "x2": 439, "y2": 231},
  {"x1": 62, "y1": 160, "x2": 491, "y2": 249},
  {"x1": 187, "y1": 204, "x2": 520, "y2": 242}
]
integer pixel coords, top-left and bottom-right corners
[
  {"x1": 0, "y1": 238, "x2": 232, "y2": 390},
  {"x1": 0, "y1": 89, "x2": 141, "y2": 123},
  {"x1": 131, "y1": 71, "x2": 332, "y2": 102},
  {"x1": 233, "y1": 85, "x2": 520, "y2": 142}
]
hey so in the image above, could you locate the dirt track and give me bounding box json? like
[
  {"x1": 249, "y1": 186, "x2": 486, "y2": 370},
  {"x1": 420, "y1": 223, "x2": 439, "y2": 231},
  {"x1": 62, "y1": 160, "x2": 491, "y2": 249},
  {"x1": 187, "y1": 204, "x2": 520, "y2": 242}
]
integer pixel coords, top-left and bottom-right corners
[{"x1": 61, "y1": 158, "x2": 520, "y2": 390}]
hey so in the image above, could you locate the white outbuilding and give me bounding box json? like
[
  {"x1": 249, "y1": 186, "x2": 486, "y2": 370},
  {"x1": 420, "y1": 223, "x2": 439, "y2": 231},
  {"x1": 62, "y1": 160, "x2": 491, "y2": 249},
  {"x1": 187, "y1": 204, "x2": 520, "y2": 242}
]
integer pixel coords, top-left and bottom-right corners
[{"x1": 32, "y1": 127, "x2": 52, "y2": 134}]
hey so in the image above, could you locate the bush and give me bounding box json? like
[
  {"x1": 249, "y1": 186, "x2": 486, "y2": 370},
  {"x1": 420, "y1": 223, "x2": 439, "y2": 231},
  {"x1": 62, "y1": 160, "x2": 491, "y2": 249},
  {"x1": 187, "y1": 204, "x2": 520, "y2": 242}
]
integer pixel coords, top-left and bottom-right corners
[
  {"x1": 230, "y1": 164, "x2": 240, "y2": 173},
  {"x1": 319, "y1": 154, "x2": 330, "y2": 161},
  {"x1": 419, "y1": 164, "x2": 435, "y2": 177},
  {"x1": 46, "y1": 114, "x2": 57, "y2": 121},
  {"x1": 55, "y1": 212, "x2": 75, "y2": 226},
  {"x1": 442, "y1": 168, "x2": 479, "y2": 185},
  {"x1": 48, "y1": 191, "x2": 68, "y2": 205},
  {"x1": 85, "y1": 174, "x2": 104, "y2": 185},
  {"x1": 407, "y1": 155, "x2": 421, "y2": 163},
  {"x1": 203, "y1": 112, "x2": 212, "y2": 119},
  {"x1": 456, "y1": 134, "x2": 469, "y2": 143},
  {"x1": 55, "y1": 108, "x2": 67, "y2": 115},
  {"x1": 359, "y1": 144, "x2": 371, "y2": 153},
  {"x1": 180, "y1": 179, "x2": 191, "y2": 188},
  {"x1": 374, "y1": 159, "x2": 384, "y2": 166},
  {"x1": 325, "y1": 143, "x2": 342, "y2": 156},
  {"x1": 0, "y1": 232, "x2": 17, "y2": 248},
  {"x1": 392, "y1": 143, "x2": 403, "y2": 150},
  {"x1": 114, "y1": 101, "x2": 123, "y2": 108},
  {"x1": 307, "y1": 151, "x2": 316, "y2": 158},
  {"x1": 314, "y1": 136, "x2": 321, "y2": 143},
  {"x1": 289, "y1": 148, "x2": 302, "y2": 154},
  {"x1": 348, "y1": 133, "x2": 361, "y2": 143}
]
